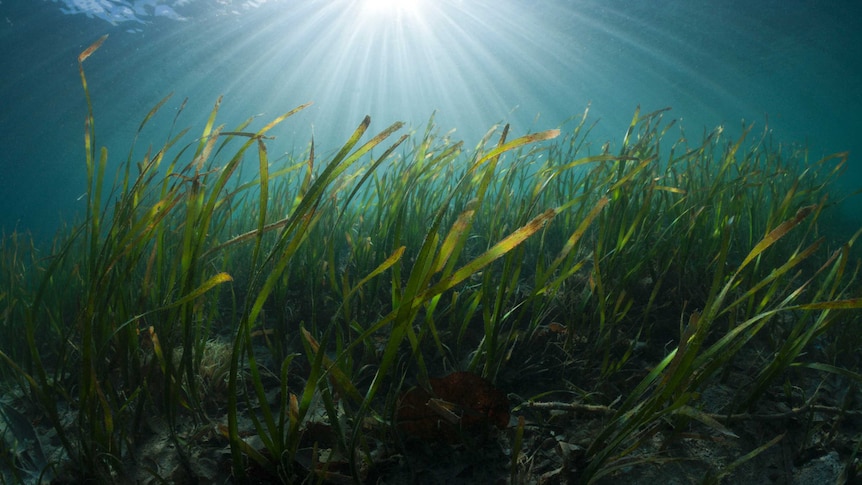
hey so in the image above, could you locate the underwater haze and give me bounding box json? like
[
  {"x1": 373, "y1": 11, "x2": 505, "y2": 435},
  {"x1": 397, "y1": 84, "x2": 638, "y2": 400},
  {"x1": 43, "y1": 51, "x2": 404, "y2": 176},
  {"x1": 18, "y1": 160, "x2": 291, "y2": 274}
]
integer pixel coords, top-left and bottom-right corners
[{"x1": 1, "y1": 0, "x2": 860, "y2": 239}]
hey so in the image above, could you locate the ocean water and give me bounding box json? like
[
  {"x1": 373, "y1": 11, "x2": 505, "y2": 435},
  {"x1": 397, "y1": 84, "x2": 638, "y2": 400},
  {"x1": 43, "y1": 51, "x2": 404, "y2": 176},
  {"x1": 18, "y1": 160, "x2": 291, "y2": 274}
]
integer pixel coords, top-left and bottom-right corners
[{"x1": 0, "y1": 0, "x2": 860, "y2": 240}]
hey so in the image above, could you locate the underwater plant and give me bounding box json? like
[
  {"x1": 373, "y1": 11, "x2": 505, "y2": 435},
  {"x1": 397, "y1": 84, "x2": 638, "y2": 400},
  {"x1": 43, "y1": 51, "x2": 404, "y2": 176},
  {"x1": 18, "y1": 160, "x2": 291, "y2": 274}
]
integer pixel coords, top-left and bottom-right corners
[{"x1": 0, "y1": 36, "x2": 860, "y2": 484}]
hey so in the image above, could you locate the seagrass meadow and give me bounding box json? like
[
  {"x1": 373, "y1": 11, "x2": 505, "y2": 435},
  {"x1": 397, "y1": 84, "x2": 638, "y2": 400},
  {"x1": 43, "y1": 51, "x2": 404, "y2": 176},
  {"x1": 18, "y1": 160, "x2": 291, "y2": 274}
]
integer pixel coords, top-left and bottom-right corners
[{"x1": 1, "y1": 37, "x2": 862, "y2": 484}]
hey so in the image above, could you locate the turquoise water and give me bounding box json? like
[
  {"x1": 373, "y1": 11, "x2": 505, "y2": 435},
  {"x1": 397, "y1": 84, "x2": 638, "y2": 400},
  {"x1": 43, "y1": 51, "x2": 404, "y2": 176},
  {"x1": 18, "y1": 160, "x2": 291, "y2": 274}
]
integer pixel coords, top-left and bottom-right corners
[{"x1": 1, "y1": 0, "x2": 860, "y2": 239}]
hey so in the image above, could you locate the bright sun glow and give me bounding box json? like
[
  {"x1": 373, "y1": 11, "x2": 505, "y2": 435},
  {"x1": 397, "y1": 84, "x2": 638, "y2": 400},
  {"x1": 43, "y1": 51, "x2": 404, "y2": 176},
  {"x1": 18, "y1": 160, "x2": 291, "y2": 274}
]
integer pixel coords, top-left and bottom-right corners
[
  {"x1": 210, "y1": 0, "x2": 560, "y2": 149},
  {"x1": 362, "y1": 0, "x2": 423, "y2": 16}
]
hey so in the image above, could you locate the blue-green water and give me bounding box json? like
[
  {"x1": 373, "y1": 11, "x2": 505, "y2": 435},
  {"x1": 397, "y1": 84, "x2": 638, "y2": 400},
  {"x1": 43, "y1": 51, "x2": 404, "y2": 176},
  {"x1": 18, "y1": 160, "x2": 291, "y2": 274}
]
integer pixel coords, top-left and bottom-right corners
[{"x1": 1, "y1": 0, "x2": 860, "y2": 239}]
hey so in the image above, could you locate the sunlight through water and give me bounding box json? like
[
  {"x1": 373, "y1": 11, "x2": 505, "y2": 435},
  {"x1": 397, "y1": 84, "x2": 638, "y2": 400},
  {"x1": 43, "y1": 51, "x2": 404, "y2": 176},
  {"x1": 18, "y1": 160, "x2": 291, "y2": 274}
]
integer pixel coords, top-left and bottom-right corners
[
  {"x1": 5, "y1": 0, "x2": 859, "y2": 237},
  {"x1": 361, "y1": 0, "x2": 424, "y2": 16},
  {"x1": 239, "y1": 0, "x2": 568, "y2": 147}
]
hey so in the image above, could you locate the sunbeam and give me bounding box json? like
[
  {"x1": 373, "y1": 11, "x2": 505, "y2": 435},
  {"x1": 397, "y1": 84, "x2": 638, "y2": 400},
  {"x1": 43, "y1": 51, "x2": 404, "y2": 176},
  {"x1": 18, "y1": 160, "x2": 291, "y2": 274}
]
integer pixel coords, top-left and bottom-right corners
[{"x1": 361, "y1": 0, "x2": 424, "y2": 16}]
